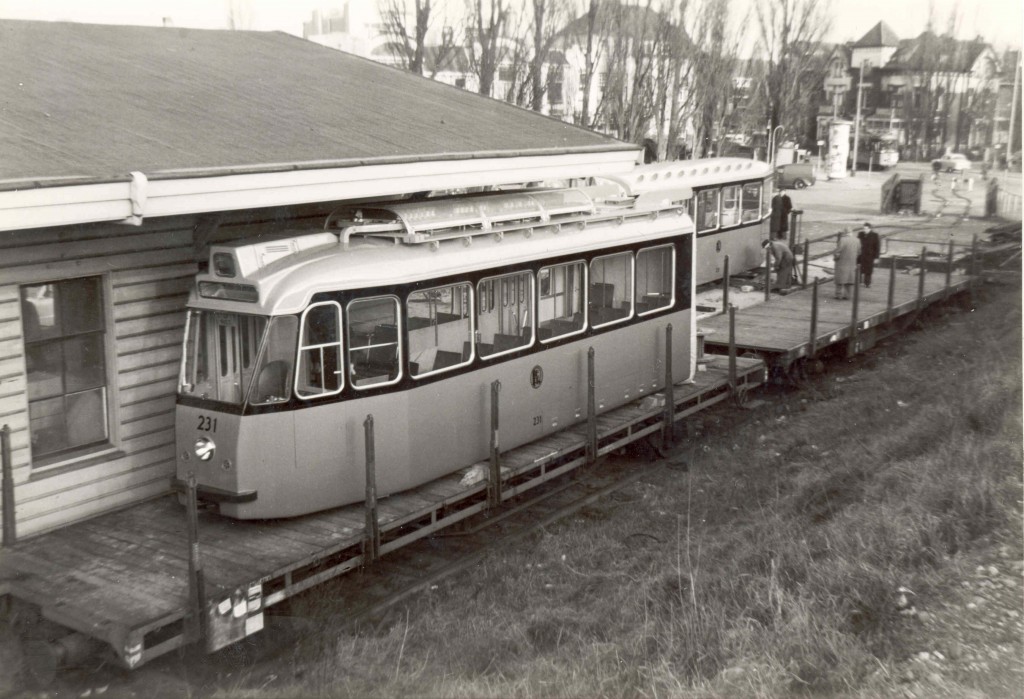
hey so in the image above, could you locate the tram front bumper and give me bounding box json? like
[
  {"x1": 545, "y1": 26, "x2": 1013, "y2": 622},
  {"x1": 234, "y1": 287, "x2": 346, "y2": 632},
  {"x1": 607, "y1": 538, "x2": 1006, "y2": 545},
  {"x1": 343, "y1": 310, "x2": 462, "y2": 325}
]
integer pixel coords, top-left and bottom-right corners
[{"x1": 171, "y1": 478, "x2": 257, "y2": 504}]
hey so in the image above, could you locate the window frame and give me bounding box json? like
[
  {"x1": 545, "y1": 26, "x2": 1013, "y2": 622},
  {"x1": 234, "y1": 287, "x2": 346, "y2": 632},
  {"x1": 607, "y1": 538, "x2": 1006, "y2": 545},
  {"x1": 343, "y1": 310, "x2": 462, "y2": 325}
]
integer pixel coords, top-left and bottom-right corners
[
  {"x1": 588, "y1": 251, "x2": 634, "y2": 329},
  {"x1": 295, "y1": 301, "x2": 344, "y2": 400},
  {"x1": 407, "y1": 282, "x2": 475, "y2": 379},
  {"x1": 476, "y1": 270, "x2": 535, "y2": 360},
  {"x1": 346, "y1": 295, "x2": 403, "y2": 390},
  {"x1": 695, "y1": 188, "x2": 720, "y2": 233},
  {"x1": 634, "y1": 244, "x2": 676, "y2": 317},
  {"x1": 538, "y1": 260, "x2": 587, "y2": 344},
  {"x1": 20, "y1": 274, "x2": 118, "y2": 473}
]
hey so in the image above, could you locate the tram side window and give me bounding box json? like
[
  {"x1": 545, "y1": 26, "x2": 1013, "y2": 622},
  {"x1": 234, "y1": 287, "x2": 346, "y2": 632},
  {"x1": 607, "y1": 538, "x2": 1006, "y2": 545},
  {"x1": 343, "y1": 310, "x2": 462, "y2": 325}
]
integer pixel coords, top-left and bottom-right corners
[
  {"x1": 741, "y1": 182, "x2": 762, "y2": 222},
  {"x1": 408, "y1": 282, "x2": 473, "y2": 376},
  {"x1": 636, "y1": 245, "x2": 674, "y2": 314},
  {"x1": 589, "y1": 252, "x2": 633, "y2": 328},
  {"x1": 347, "y1": 297, "x2": 401, "y2": 388},
  {"x1": 249, "y1": 316, "x2": 298, "y2": 405},
  {"x1": 296, "y1": 302, "x2": 343, "y2": 399},
  {"x1": 538, "y1": 261, "x2": 585, "y2": 342},
  {"x1": 476, "y1": 271, "x2": 533, "y2": 359},
  {"x1": 695, "y1": 189, "x2": 719, "y2": 232},
  {"x1": 720, "y1": 185, "x2": 740, "y2": 227},
  {"x1": 762, "y1": 176, "x2": 773, "y2": 218}
]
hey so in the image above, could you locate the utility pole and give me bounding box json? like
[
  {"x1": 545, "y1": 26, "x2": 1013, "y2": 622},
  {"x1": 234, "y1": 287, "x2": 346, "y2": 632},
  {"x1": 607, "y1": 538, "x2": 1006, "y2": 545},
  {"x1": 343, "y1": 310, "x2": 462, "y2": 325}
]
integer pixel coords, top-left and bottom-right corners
[
  {"x1": 851, "y1": 61, "x2": 868, "y2": 177},
  {"x1": 1008, "y1": 53, "x2": 1021, "y2": 168}
]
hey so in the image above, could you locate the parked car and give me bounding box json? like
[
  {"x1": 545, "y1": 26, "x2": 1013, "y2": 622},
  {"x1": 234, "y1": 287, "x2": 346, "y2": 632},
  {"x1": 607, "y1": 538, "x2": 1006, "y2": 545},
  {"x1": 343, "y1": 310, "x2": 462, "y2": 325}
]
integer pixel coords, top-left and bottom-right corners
[
  {"x1": 931, "y1": 153, "x2": 972, "y2": 173},
  {"x1": 775, "y1": 162, "x2": 816, "y2": 189}
]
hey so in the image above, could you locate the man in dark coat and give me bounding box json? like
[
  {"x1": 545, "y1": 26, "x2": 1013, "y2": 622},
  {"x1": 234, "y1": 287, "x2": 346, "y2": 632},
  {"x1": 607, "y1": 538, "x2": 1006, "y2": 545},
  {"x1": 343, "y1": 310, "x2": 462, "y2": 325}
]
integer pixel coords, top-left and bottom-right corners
[
  {"x1": 769, "y1": 192, "x2": 793, "y2": 240},
  {"x1": 857, "y1": 222, "x2": 881, "y2": 287}
]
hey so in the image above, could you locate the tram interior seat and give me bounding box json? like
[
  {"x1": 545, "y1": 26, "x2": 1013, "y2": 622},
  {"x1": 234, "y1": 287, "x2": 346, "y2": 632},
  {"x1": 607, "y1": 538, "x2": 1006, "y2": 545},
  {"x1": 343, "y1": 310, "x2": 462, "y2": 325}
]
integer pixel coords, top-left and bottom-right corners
[
  {"x1": 254, "y1": 360, "x2": 290, "y2": 402},
  {"x1": 464, "y1": 340, "x2": 493, "y2": 360},
  {"x1": 590, "y1": 283, "x2": 615, "y2": 308},
  {"x1": 436, "y1": 312, "x2": 461, "y2": 324},
  {"x1": 407, "y1": 316, "x2": 432, "y2": 330},
  {"x1": 435, "y1": 350, "x2": 463, "y2": 369},
  {"x1": 493, "y1": 332, "x2": 526, "y2": 353},
  {"x1": 538, "y1": 317, "x2": 581, "y2": 340}
]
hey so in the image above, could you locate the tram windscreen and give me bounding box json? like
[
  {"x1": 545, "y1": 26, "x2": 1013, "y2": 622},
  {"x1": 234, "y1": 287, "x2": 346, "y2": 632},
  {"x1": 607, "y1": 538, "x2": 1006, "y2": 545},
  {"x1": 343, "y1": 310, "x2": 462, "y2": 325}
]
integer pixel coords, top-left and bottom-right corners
[{"x1": 180, "y1": 310, "x2": 290, "y2": 405}]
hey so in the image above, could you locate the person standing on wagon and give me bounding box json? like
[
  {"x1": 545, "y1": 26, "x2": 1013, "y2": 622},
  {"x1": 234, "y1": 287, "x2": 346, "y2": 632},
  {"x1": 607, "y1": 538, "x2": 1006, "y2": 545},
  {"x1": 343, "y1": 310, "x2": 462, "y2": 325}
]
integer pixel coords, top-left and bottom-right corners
[
  {"x1": 769, "y1": 191, "x2": 793, "y2": 240},
  {"x1": 832, "y1": 228, "x2": 860, "y2": 300},
  {"x1": 857, "y1": 222, "x2": 881, "y2": 287}
]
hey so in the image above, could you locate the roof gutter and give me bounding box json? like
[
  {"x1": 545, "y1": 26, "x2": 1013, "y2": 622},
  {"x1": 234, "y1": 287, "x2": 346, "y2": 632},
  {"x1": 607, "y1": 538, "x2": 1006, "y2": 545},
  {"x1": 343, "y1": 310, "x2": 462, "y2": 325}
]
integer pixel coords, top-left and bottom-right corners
[{"x1": 0, "y1": 148, "x2": 642, "y2": 232}]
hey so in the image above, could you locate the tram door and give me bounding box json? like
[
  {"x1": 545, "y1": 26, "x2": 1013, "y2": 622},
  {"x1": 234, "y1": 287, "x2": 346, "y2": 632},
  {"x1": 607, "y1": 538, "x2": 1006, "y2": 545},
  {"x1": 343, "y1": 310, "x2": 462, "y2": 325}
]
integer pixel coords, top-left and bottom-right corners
[
  {"x1": 214, "y1": 315, "x2": 243, "y2": 403},
  {"x1": 207, "y1": 313, "x2": 262, "y2": 404}
]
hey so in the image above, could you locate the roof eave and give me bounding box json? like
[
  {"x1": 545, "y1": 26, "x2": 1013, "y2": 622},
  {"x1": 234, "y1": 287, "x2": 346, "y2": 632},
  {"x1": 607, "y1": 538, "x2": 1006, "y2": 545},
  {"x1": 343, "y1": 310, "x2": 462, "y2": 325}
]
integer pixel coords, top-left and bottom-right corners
[{"x1": 0, "y1": 148, "x2": 642, "y2": 233}]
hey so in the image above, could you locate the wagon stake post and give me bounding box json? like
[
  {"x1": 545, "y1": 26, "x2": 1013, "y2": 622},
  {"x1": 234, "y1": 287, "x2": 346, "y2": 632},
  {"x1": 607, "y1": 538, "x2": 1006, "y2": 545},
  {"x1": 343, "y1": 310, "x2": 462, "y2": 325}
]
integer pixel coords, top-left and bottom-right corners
[
  {"x1": 185, "y1": 472, "x2": 206, "y2": 644},
  {"x1": 887, "y1": 256, "x2": 896, "y2": 321},
  {"x1": 809, "y1": 279, "x2": 819, "y2": 357},
  {"x1": 363, "y1": 415, "x2": 380, "y2": 564},
  {"x1": 721, "y1": 254, "x2": 730, "y2": 311},
  {"x1": 917, "y1": 246, "x2": 927, "y2": 312},
  {"x1": 848, "y1": 267, "x2": 861, "y2": 358},
  {"x1": 586, "y1": 347, "x2": 597, "y2": 465},
  {"x1": 728, "y1": 305, "x2": 737, "y2": 394},
  {"x1": 2, "y1": 424, "x2": 15, "y2": 546},
  {"x1": 488, "y1": 380, "x2": 502, "y2": 509},
  {"x1": 662, "y1": 324, "x2": 674, "y2": 447}
]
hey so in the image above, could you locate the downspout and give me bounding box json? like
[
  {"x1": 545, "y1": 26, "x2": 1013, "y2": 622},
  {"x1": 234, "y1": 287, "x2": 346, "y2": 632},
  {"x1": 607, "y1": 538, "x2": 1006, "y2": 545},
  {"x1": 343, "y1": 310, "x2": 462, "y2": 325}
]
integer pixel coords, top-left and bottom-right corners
[{"x1": 123, "y1": 171, "x2": 148, "y2": 225}]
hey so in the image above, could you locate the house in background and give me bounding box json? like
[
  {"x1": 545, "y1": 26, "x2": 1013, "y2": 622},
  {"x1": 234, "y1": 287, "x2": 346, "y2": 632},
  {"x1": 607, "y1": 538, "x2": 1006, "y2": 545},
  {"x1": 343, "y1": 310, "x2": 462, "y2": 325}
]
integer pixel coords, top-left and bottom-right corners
[
  {"x1": 0, "y1": 19, "x2": 638, "y2": 541},
  {"x1": 818, "y1": 21, "x2": 1013, "y2": 161}
]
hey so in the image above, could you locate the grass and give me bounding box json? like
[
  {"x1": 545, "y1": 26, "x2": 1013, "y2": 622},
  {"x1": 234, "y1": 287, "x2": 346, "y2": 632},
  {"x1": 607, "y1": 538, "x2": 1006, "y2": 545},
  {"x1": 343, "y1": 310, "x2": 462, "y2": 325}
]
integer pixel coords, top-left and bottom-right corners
[{"x1": 230, "y1": 281, "x2": 1021, "y2": 699}]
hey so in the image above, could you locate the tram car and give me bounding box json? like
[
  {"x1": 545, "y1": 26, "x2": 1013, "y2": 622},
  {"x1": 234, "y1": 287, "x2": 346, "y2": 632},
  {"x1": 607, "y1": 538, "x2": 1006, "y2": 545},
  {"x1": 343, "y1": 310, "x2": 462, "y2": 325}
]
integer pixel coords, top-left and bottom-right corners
[
  {"x1": 175, "y1": 186, "x2": 698, "y2": 519},
  {"x1": 601, "y1": 158, "x2": 774, "y2": 285}
]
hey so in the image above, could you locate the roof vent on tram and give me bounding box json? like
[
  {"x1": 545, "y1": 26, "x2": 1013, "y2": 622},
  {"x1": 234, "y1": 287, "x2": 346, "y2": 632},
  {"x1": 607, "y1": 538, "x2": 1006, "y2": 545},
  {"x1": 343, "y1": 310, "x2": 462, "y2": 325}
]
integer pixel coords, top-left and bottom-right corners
[{"x1": 209, "y1": 232, "x2": 339, "y2": 280}]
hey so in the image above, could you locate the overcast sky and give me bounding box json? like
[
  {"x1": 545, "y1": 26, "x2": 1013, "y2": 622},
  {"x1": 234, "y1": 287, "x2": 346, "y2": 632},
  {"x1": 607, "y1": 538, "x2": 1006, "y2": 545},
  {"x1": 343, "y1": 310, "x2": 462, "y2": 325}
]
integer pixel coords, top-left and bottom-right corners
[{"x1": 0, "y1": 0, "x2": 1020, "y2": 50}]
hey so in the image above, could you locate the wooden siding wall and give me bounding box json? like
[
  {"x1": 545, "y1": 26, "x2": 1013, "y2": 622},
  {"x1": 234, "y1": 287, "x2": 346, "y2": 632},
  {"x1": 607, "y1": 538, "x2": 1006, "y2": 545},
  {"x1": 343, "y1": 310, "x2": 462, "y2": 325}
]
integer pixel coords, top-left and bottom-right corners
[{"x1": 0, "y1": 218, "x2": 199, "y2": 539}]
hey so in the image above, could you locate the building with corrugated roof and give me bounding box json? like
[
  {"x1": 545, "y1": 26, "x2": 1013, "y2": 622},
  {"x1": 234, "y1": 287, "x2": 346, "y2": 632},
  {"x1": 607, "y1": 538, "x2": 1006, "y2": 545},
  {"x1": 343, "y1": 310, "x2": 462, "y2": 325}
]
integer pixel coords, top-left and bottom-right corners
[{"x1": 0, "y1": 19, "x2": 638, "y2": 539}]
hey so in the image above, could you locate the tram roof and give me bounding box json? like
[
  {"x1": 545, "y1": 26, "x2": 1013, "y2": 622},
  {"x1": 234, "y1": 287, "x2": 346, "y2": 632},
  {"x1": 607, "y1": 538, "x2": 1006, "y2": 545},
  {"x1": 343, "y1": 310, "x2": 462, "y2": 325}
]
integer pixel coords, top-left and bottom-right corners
[
  {"x1": 0, "y1": 20, "x2": 638, "y2": 231},
  {"x1": 196, "y1": 205, "x2": 694, "y2": 316}
]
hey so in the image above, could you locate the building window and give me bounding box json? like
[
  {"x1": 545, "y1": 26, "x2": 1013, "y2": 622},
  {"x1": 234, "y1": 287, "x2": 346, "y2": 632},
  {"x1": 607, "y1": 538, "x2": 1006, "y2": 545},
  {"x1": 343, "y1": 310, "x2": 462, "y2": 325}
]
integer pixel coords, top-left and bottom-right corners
[{"x1": 21, "y1": 277, "x2": 109, "y2": 461}]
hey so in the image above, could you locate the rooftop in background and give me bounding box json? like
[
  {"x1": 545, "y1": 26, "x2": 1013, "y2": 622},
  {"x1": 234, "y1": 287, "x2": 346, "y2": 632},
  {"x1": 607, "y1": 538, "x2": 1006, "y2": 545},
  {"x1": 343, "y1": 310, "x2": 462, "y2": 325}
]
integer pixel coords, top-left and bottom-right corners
[{"x1": 0, "y1": 19, "x2": 632, "y2": 187}]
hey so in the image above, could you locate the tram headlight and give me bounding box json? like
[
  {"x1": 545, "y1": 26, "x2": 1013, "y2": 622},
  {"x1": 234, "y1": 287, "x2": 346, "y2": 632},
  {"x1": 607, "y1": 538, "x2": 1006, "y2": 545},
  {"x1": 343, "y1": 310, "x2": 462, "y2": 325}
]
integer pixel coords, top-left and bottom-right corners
[{"x1": 195, "y1": 437, "x2": 216, "y2": 462}]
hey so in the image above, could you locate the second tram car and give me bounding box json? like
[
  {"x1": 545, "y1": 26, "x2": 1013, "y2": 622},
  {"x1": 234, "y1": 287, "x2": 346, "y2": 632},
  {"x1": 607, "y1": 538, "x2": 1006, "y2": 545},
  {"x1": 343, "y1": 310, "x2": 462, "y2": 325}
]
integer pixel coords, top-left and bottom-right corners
[
  {"x1": 600, "y1": 158, "x2": 775, "y2": 285},
  {"x1": 175, "y1": 187, "x2": 697, "y2": 519}
]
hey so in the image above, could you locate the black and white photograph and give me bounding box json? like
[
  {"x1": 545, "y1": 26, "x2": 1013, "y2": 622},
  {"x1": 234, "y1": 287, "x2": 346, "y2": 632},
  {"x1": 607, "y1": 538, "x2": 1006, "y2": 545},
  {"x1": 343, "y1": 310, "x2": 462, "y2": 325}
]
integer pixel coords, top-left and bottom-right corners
[{"x1": 0, "y1": 0, "x2": 1020, "y2": 696}]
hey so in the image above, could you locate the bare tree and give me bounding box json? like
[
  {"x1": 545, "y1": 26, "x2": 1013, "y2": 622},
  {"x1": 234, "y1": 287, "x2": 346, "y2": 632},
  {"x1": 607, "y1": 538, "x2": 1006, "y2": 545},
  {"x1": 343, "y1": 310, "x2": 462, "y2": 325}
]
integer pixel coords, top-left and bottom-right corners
[
  {"x1": 566, "y1": 0, "x2": 613, "y2": 128},
  {"x1": 226, "y1": 0, "x2": 253, "y2": 30},
  {"x1": 378, "y1": 0, "x2": 457, "y2": 77},
  {"x1": 466, "y1": 0, "x2": 512, "y2": 97},
  {"x1": 526, "y1": 0, "x2": 573, "y2": 111},
  {"x1": 752, "y1": 0, "x2": 832, "y2": 142}
]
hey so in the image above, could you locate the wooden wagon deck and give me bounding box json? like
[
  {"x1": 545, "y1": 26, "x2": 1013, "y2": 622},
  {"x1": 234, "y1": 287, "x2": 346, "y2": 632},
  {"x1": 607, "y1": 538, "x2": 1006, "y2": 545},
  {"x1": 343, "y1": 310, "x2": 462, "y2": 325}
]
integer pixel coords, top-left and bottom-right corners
[
  {"x1": 0, "y1": 355, "x2": 763, "y2": 670},
  {"x1": 699, "y1": 266, "x2": 973, "y2": 366}
]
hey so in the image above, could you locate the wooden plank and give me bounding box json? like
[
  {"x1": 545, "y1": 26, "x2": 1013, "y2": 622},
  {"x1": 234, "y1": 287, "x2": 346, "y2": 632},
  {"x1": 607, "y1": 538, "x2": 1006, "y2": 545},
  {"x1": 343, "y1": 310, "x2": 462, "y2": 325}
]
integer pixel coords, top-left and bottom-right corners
[
  {"x1": 112, "y1": 262, "x2": 199, "y2": 289},
  {"x1": 112, "y1": 276, "x2": 194, "y2": 304},
  {"x1": 118, "y1": 327, "x2": 189, "y2": 356},
  {"x1": 0, "y1": 231, "x2": 193, "y2": 268},
  {"x1": 119, "y1": 378, "x2": 179, "y2": 407},
  {"x1": 117, "y1": 345, "x2": 182, "y2": 373},
  {"x1": 115, "y1": 312, "x2": 187, "y2": 340},
  {"x1": 113, "y1": 295, "x2": 190, "y2": 323}
]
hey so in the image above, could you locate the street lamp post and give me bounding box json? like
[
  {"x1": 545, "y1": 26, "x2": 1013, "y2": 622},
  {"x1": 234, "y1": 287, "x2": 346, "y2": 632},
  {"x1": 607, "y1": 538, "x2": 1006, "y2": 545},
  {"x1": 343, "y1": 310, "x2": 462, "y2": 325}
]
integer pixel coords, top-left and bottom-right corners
[{"x1": 851, "y1": 61, "x2": 868, "y2": 177}]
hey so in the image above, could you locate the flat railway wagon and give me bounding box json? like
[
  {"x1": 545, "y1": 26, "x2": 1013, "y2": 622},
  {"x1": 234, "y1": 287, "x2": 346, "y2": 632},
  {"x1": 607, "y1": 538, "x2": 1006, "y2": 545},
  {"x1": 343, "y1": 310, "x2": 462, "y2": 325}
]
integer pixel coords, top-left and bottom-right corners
[
  {"x1": 601, "y1": 158, "x2": 775, "y2": 286},
  {"x1": 0, "y1": 183, "x2": 771, "y2": 678}
]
